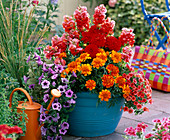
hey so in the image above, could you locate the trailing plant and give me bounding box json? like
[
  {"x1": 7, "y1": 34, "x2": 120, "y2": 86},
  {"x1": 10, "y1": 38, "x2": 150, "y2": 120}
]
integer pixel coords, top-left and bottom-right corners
[
  {"x1": 24, "y1": 46, "x2": 76, "y2": 139},
  {"x1": 81, "y1": 0, "x2": 167, "y2": 45},
  {"x1": 0, "y1": 0, "x2": 48, "y2": 87}
]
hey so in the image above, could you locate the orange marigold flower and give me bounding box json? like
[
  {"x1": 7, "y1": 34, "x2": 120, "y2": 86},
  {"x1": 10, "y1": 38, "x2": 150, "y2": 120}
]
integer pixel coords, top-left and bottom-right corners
[
  {"x1": 61, "y1": 68, "x2": 69, "y2": 78},
  {"x1": 85, "y1": 80, "x2": 96, "y2": 90},
  {"x1": 122, "y1": 85, "x2": 130, "y2": 95},
  {"x1": 79, "y1": 64, "x2": 92, "y2": 76},
  {"x1": 59, "y1": 52, "x2": 67, "y2": 59},
  {"x1": 102, "y1": 74, "x2": 114, "y2": 88},
  {"x1": 99, "y1": 89, "x2": 111, "y2": 101},
  {"x1": 115, "y1": 76, "x2": 126, "y2": 88},
  {"x1": 67, "y1": 61, "x2": 80, "y2": 73},
  {"x1": 79, "y1": 53, "x2": 91, "y2": 62},
  {"x1": 92, "y1": 57, "x2": 105, "y2": 69},
  {"x1": 75, "y1": 58, "x2": 82, "y2": 63},
  {"x1": 106, "y1": 64, "x2": 119, "y2": 76},
  {"x1": 110, "y1": 50, "x2": 122, "y2": 63},
  {"x1": 96, "y1": 52, "x2": 107, "y2": 62}
]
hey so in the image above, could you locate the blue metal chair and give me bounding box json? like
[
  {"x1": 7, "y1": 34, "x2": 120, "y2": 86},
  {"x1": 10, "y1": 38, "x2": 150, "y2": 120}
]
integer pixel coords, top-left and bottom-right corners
[{"x1": 140, "y1": 0, "x2": 170, "y2": 50}]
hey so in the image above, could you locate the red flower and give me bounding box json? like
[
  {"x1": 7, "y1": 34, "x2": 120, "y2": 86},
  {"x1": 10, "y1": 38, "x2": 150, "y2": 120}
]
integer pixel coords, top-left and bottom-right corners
[
  {"x1": 62, "y1": 15, "x2": 76, "y2": 32},
  {"x1": 123, "y1": 106, "x2": 129, "y2": 112},
  {"x1": 32, "y1": 0, "x2": 39, "y2": 6},
  {"x1": 84, "y1": 44, "x2": 99, "y2": 58},
  {"x1": 105, "y1": 36, "x2": 121, "y2": 52}
]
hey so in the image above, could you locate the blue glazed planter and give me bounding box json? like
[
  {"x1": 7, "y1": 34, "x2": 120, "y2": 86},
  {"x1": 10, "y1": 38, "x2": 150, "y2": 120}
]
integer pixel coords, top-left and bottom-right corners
[{"x1": 68, "y1": 92, "x2": 124, "y2": 137}]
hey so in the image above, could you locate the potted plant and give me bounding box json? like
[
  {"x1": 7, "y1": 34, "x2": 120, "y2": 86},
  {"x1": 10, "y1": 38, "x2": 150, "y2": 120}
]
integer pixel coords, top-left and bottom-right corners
[{"x1": 42, "y1": 4, "x2": 153, "y2": 137}]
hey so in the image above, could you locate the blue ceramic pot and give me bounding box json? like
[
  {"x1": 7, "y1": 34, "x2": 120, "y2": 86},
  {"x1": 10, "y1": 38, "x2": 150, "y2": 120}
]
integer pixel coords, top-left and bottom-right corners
[{"x1": 68, "y1": 92, "x2": 124, "y2": 137}]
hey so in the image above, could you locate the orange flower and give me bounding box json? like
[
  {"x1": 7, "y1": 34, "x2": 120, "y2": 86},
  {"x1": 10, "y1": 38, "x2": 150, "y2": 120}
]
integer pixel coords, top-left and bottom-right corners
[
  {"x1": 61, "y1": 68, "x2": 69, "y2": 78},
  {"x1": 99, "y1": 89, "x2": 111, "y2": 101},
  {"x1": 79, "y1": 53, "x2": 91, "y2": 62},
  {"x1": 115, "y1": 76, "x2": 126, "y2": 88},
  {"x1": 96, "y1": 51, "x2": 107, "y2": 62},
  {"x1": 75, "y1": 58, "x2": 82, "y2": 63},
  {"x1": 92, "y1": 57, "x2": 105, "y2": 69},
  {"x1": 101, "y1": 74, "x2": 114, "y2": 88},
  {"x1": 79, "y1": 64, "x2": 92, "y2": 76},
  {"x1": 85, "y1": 80, "x2": 96, "y2": 90},
  {"x1": 59, "y1": 52, "x2": 67, "y2": 59},
  {"x1": 106, "y1": 64, "x2": 119, "y2": 76},
  {"x1": 67, "y1": 61, "x2": 80, "y2": 73},
  {"x1": 122, "y1": 85, "x2": 130, "y2": 95},
  {"x1": 109, "y1": 50, "x2": 122, "y2": 63}
]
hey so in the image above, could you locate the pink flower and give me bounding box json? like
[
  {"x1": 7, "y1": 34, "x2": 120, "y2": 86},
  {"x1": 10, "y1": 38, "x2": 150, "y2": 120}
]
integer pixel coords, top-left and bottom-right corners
[
  {"x1": 124, "y1": 126, "x2": 136, "y2": 136},
  {"x1": 32, "y1": 0, "x2": 39, "y2": 6},
  {"x1": 145, "y1": 133, "x2": 154, "y2": 139},
  {"x1": 108, "y1": 0, "x2": 117, "y2": 7},
  {"x1": 153, "y1": 119, "x2": 161, "y2": 123}
]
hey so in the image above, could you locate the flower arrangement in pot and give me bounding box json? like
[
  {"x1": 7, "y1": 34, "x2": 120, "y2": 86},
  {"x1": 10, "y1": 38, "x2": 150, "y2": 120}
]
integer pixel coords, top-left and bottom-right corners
[
  {"x1": 25, "y1": 4, "x2": 153, "y2": 139},
  {"x1": 42, "y1": 4, "x2": 153, "y2": 137}
]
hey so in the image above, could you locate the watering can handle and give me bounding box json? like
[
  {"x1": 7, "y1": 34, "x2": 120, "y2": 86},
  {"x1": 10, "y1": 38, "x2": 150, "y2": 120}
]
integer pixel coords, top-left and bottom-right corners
[{"x1": 9, "y1": 88, "x2": 33, "y2": 108}]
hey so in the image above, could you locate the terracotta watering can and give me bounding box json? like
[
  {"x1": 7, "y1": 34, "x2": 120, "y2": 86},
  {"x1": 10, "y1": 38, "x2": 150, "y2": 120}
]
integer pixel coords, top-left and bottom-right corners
[{"x1": 9, "y1": 88, "x2": 61, "y2": 140}]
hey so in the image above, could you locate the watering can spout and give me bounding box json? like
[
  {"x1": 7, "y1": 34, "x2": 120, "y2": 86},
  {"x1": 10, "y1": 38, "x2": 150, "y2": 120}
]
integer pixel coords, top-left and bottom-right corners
[{"x1": 9, "y1": 88, "x2": 61, "y2": 140}]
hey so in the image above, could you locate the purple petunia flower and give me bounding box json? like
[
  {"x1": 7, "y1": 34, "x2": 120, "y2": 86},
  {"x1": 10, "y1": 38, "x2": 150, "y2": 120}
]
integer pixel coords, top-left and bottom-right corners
[
  {"x1": 53, "y1": 98, "x2": 58, "y2": 103},
  {"x1": 53, "y1": 113, "x2": 60, "y2": 122},
  {"x1": 41, "y1": 80, "x2": 50, "y2": 89},
  {"x1": 63, "y1": 84, "x2": 68, "y2": 89},
  {"x1": 55, "y1": 65, "x2": 64, "y2": 73},
  {"x1": 51, "y1": 74, "x2": 58, "y2": 79},
  {"x1": 23, "y1": 75, "x2": 29, "y2": 84},
  {"x1": 43, "y1": 94, "x2": 49, "y2": 103},
  {"x1": 42, "y1": 64, "x2": 48, "y2": 72},
  {"x1": 36, "y1": 60, "x2": 43, "y2": 66},
  {"x1": 72, "y1": 72, "x2": 77, "y2": 77},
  {"x1": 50, "y1": 125, "x2": 56, "y2": 133},
  {"x1": 55, "y1": 136, "x2": 62, "y2": 140},
  {"x1": 61, "y1": 78, "x2": 68, "y2": 83},
  {"x1": 44, "y1": 89, "x2": 50, "y2": 93},
  {"x1": 61, "y1": 122, "x2": 69, "y2": 129},
  {"x1": 72, "y1": 80, "x2": 76, "y2": 84},
  {"x1": 59, "y1": 128, "x2": 67, "y2": 135},
  {"x1": 73, "y1": 94, "x2": 77, "y2": 99},
  {"x1": 41, "y1": 126, "x2": 47, "y2": 136},
  {"x1": 33, "y1": 52, "x2": 39, "y2": 59},
  {"x1": 40, "y1": 106, "x2": 46, "y2": 113},
  {"x1": 38, "y1": 73, "x2": 44, "y2": 84},
  {"x1": 26, "y1": 55, "x2": 31, "y2": 63},
  {"x1": 29, "y1": 84, "x2": 35, "y2": 89},
  {"x1": 52, "y1": 81, "x2": 56, "y2": 87},
  {"x1": 52, "y1": 102, "x2": 62, "y2": 111},
  {"x1": 36, "y1": 47, "x2": 42, "y2": 53},
  {"x1": 63, "y1": 101, "x2": 70, "y2": 108},
  {"x1": 39, "y1": 113, "x2": 46, "y2": 122},
  {"x1": 57, "y1": 85, "x2": 65, "y2": 93},
  {"x1": 68, "y1": 99, "x2": 76, "y2": 104},
  {"x1": 65, "y1": 89, "x2": 73, "y2": 98},
  {"x1": 47, "y1": 136, "x2": 54, "y2": 140},
  {"x1": 51, "y1": 0, "x2": 58, "y2": 5},
  {"x1": 47, "y1": 115, "x2": 53, "y2": 123},
  {"x1": 48, "y1": 68, "x2": 56, "y2": 75}
]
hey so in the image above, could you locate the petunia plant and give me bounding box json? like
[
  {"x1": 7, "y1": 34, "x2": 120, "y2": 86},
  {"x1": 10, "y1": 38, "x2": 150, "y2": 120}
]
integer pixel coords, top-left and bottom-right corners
[
  {"x1": 43, "y1": 4, "x2": 153, "y2": 115},
  {"x1": 24, "y1": 46, "x2": 77, "y2": 139}
]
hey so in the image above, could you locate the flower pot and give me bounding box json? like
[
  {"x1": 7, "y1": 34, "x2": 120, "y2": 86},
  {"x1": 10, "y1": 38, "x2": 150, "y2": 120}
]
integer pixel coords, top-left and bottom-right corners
[{"x1": 68, "y1": 92, "x2": 124, "y2": 137}]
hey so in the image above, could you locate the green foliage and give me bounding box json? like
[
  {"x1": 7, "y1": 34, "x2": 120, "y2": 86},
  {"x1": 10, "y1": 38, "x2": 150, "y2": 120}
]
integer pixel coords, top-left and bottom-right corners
[
  {"x1": 32, "y1": 0, "x2": 59, "y2": 36},
  {"x1": 0, "y1": 0, "x2": 48, "y2": 87},
  {"x1": 0, "y1": 88, "x2": 27, "y2": 138},
  {"x1": 82, "y1": 0, "x2": 167, "y2": 45}
]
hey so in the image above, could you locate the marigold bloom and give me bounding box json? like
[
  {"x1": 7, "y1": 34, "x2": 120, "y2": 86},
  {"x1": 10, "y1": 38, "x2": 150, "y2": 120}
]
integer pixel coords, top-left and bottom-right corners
[
  {"x1": 96, "y1": 52, "x2": 107, "y2": 62},
  {"x1": 85, "y1": 80, "x2": 96, "y2": 90},
  {"x1": 122, "y1": 85, "x2": 130, "y2": 95},
  {"x1": 99, "y1": 89, "x2": 111, "y2": 101},
  {"x1": 79, "y1": 64, "x2": 92, "y2": 76},
  {"x1": 61, "y1": 68, "x2": 69, "y2": 78},
  {"x1": 79, "y1": 53, "x2": 91, "y2": 62},
  {"x1": 92, "y1": 57, "x2": 105, "y2": 69},
  {"x1": 106, "y1": 64, "x2": 119, "y2": 76},
  {"x1": 110, "y1": 50, "x2": 122, "y2": 63},
  {"x1": 115, "y1": 76, "x2": 126, "y2": 88},
  {"x1": 102, "y1": 74, "x2": 114, "y2": 88},
  {"x1": 67, "y1": 61, "x2": 80, "y2": 73}
]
